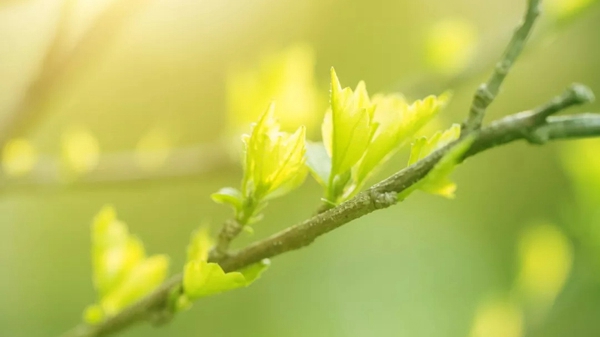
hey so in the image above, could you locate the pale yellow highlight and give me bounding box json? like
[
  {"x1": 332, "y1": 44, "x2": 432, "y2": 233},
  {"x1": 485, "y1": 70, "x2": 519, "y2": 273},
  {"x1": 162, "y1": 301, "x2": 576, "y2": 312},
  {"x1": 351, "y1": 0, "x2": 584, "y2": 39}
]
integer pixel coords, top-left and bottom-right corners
[
  {"x1": 61, "y1": 125, "x2": 100, "y2": 174},
  {"x1": 135, "y1": 128, "x2": 172, "y2": 171},
  {"x1": 516, "y1": 223, "x2": 573, "y2": 310},
  {"x1": 426, "y1": 19, "x2": 478, "y2": 75},
  {"x1": 470, "y1": 299, "x2": 523, "y2": 337},
  {"x1": 1, "y1": 138, "x2": 37, "y2": 177}
]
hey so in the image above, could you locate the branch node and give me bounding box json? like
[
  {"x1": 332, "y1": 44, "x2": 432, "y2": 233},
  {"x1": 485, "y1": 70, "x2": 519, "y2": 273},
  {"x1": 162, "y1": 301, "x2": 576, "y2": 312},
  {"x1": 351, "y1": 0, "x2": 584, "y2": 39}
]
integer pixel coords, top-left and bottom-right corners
[
  {"x1": 569, "y1": 83, "x2": 595, "y2": 105},
  {"x1": 213, "y1": 219, "x2": 243, "y2": 259},
  {"x1": 370, "y1": 190, "x2": 398, "y2": 210}
]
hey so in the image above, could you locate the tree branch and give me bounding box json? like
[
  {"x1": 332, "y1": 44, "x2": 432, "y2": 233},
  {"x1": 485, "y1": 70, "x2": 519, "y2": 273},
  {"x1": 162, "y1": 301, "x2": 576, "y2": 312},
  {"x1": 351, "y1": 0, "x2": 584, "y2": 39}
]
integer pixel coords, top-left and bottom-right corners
[
  {"x1": 464, "y1": 0, "x2": 541, "y2": 132},
  {"x1": 60, "y1": 99, "x2": 600, "y2": 337},
  {"x1": 58, "y1": 1, "x2": 600, "y2": 336}
]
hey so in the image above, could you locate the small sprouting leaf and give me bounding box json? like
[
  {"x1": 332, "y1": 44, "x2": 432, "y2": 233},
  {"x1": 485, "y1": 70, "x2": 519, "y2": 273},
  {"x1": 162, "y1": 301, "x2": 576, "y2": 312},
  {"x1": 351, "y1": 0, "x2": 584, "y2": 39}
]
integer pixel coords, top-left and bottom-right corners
[
  {"x1": 216, "y1": 102, "x2": 308, "y2": 224},
  {"x1": 183, "y1": 261, "x2": 247, "y2": 299},
  {"x1": 187, "y1": 226, "x2": 213, "y2": 263},
  {"x1": 305, "y1": 141, "x2": 332, "y2": 186},
  {"x1": 182, "y1": 228, "x2": 269, "y2": 300},
  {"x1": 183, "y1": 259, "x2": 270, "y2": 299},
  {"x1": 211, "y1": 187, "x2": 243, "y2": 213},
  {"x1": 91, "y1": 206, "x2": 146, "y2": 297},
  {"x1": 238, "y1": 259, "x2": 271, "y2": 284},
  {"x1": 401, "y1": 125, "x2": 473, "y2": 200},
  {"x1": 100, "y1": 255, "x2": 169, "y2": 316}
]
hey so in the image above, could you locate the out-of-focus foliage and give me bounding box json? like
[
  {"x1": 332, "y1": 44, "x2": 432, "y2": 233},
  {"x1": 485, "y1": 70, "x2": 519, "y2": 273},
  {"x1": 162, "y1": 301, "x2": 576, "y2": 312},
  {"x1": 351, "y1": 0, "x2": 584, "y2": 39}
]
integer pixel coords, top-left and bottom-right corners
[
  {"x1": 212, "y1": 103, "x2": 307, "y2": 224},
  {"x1": 1, "y1": 137, "x2": 37, "y2": 177},
  {"x1": 84, "y1": 206, "x2": 169, "y2": 324},
  {"x1": 226, "y1": 44, "x2": 322, "y2": 136},
  {"x1": 61, "y1": 125, "x2": 100, "y2": 175},
  {"x1": 560, "y1": 139, "x2": 600, "y2": 270},
  {"x1": 134, "y1": 127, "x2": 172, "y2": 172},
  {"x1": 306, "y1": 68, "x2": 450, "y2": 205},
  {"x1": 425, "y1": 19, "x2": 478, "y2": 75},
  {"x1": 1, "y1": 0, "x2": 600, "y2": 336},
  {"x1": 469, "y1": 298, "x2": 524, "y2": 337},
  {"x1": 515, "y1": 223, "x2": 573, "y2": 316},
  {"x1": 547, "y1": 0, "x2": 599, "y2": 20}
]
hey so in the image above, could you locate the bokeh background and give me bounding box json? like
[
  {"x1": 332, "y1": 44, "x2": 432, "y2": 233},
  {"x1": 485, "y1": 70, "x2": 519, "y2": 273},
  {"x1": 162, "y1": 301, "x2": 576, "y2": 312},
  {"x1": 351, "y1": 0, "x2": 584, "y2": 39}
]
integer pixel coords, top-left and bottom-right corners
[{"x1": 1, "y1": 0, "x2": 600, "y2": 336}]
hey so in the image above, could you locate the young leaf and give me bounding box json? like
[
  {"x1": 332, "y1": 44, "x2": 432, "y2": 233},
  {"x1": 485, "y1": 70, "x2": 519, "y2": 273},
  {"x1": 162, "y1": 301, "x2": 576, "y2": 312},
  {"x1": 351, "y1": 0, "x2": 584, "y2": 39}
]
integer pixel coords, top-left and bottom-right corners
[
  {"x1": 328, "y1": 67, "x2": 376, "y2": 178},
  {"x1": 355, "y1": 93, "x2": 450, "y2": 184},
  {"x1": 401, "y1": 124, "x2": 473, "y2": 199},
  {"x1": 211, "y1": 187, "x2": 243, "y2": 213},
  {"x1": 183, "y1": 259, "x2": 271, "y2": 299},
  {"x1": 237, "y1": 258, "x2": 271, "y2": 284},
  {"x1": 187, "y1": 226, "x2": 213, "y2": 262},
  {"x1": 216, "y1": 102, "x2": 308, "y2": 223},
  {"x1": 305, "y1": 141, "x2": 332, "y2": 186},
  {"x1": 91, "y1": 206, "x2": 146, "y2": 297},
  {"x1": 183, "y1": 261, "x2": 247, "y2": 299},
  {"x1": 100, "y1": 255, "x2": 169, "y2": 316},
  {"x1": 182, "y1": 228, "x2": 270, "y2": 300},
  {"x1": 85, "y1": 206, "x2": 170, "y2": 323}
]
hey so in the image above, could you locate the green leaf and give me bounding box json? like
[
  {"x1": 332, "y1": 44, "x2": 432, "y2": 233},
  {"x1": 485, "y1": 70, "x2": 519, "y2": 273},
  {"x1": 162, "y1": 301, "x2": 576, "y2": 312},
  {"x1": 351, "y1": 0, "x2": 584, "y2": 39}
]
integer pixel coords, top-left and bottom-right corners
[
  {"x1": 91, "y1": 206, "x2": 146, "y2": 298},
  {"x1": 186, "y1": 226, "x2": 213, "y2": 263},
  {"x1": 329, "y1": 67, "x2": 376, "y2": 177},
  {"x1": 100, "y1": 255, "x2": 170, "y2": 316},
  {"x1": 211, "y1": 187, "x2": 243, "y2": 213},
  {"x1": 241, "y1": 103, "x2": 308, "y2": 202},
  {"x1": 355, "y1": 93, "x2": 450, "y2": 183},
  {"x1": 183, "y1": 261, "x2": 247, "y2": 299},
  {"x1": 400, "y1": 128, "x2": 473, "y2": 200},
  {"x1": 238, "y1": 259, "x2": 271, "y2": 284},
  {"x1": 305, "y1": 141, "x2": 331, "y2": 186}
]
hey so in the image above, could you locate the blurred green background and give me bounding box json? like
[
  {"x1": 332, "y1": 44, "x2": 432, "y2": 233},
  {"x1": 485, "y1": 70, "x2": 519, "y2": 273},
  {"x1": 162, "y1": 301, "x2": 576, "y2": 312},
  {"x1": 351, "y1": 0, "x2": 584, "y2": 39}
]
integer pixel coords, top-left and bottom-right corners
[{"x1": 1, "y1": 0, "x2": 600, "y2": 336}]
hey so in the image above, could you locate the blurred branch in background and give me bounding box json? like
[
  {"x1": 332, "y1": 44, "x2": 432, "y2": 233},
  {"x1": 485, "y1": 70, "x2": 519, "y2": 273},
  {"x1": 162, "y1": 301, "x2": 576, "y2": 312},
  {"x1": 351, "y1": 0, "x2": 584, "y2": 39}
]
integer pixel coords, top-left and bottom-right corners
[
  {"x1": 1, "y1": 0, "x2": 599, "y2": 191},
  {"x1": 0, "y1": 141, "x2": 232, "y2": 190},
  {"x1": 0, "y1": 0, "x2": 152, "y2": 180}
]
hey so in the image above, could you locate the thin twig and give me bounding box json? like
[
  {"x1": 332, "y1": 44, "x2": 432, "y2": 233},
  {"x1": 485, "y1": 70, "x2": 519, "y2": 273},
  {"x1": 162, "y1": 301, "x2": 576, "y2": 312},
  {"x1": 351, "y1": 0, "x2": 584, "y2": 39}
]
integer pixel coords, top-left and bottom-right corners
[
  {"x1": 61, "y1": 99, "x2": 600, "y2": 337},
  {"x1": 464, "y1": 0, "x2": 541, "y2": 132}
]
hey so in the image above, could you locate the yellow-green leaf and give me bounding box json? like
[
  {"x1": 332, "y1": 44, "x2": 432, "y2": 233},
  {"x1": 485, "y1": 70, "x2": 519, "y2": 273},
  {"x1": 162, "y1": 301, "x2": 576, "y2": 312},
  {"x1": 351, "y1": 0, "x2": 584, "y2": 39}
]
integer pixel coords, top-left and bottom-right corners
[
  {"x1": 211, "y1": 187, "x2": 243, "y2": 213},
  {"x1": 402, "y1": 124, "x2": 472, "y2": 199},
  {"x1": 183, "y1": 261, "x2": 247, "y2": 299},
  {"x1": 305, "y1": 141, "x2": 332, "y2": 186},
  {"x1": 183, "y1": 259, "x2": 270, "y2": 300},
  {"x1": 240, "y1": 102, "x2": 308, "y2": 202},
  {"x1": 328, "y1": 67, "x2": 376, "y2": 177},
  {"x1": 91, "y1": 206, "x2": 146, "y2": 297},
  {"x1": 187, "y1": 226, "x2": 213, "y2": 263},
  {"x1": 100, "y1": 255, "x2": 169, "y2": 316},
  {"x1": 355, "y1": 93, "x2": 450, "y2": 183},
  {"x1": 237, "y1": 259, "x2": 271, "y2": 284}
]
